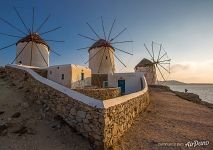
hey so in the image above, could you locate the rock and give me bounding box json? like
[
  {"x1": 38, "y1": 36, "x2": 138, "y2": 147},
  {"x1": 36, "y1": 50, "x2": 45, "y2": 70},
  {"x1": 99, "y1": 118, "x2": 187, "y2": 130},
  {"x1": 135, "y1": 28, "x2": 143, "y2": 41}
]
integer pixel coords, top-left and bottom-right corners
[
  {"x1": 76, "y1": 117, "x2": 82, "y2": 122},
  {"x1": 9, "y1": 83, "x2": 16, "y2": 87},
  {"x1": 7, "y1": 118, "x2": 12, "y2": 121},
  {"x1": 0, "y1": 74, "x2": 7, "y2": 79},
  {"x1": 105, "y1": 116, "x2": 110, "y2": 124},
  {"x1": 77, "y1": 111, "x2": 86, "y2": 119},
  {"x1": 83, "y1": 119, "x2": 89, "y2": 124},
  {"x1": 18, "y1": 86, "x2": 24, "y2": 89},
  {"x1": 0, "y1": 111, "x2": 5, "y2": 115},
  {"x1": 12, "y1": 126, "x2": 27, "y2": 136},
  {"x1": 35, "y1": 100, "x2": 41, "y2": 105},
  {"x1": 112, "y1": 124, "x2": 119, "y2": 136},
  {"x1": 51, "y1": 123, "x2": 61, "y2": 129},
  {"x1": 22, "y1": 102, "x2": 29, "y2": 109},
  {"x1": 86, "y1": 114, "x2": 92, "y2": 120},
  {"x1": 70, "y1": 108, "x2": 76, "y2": 116},
  {"x1": 11, "y1": 112, "x2": 21, "y2": 118},
  {"x1": 0, "y1": 123, "x2": 8, "y2": 136},
  {"x1": 93, "y1": 134, "x2": 102, "y2": 140},
  {"x1": 84, "y1": 124, "x2": 92, "y2": 132}
]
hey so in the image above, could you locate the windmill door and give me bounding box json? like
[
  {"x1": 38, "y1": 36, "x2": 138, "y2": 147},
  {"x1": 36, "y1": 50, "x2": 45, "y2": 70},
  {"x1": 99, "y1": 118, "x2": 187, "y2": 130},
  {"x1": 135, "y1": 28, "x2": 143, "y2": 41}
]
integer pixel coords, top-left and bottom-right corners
[{"x1": 118, "y1": 80, "x2": 125, "y2": 94}]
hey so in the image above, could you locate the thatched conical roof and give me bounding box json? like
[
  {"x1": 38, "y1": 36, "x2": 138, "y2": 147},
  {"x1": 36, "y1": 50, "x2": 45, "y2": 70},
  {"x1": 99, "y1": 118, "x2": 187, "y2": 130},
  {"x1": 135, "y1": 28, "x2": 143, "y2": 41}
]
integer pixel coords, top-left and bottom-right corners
[
  {"x1": 16, "y1": 33, "x2": 49, "y2": 50},
  {"x1": 89, "y1": 39, "x2": 114, "y2": 51},
  {"x1": 135, "y1": 58, "x2": 153, "y2": 68}
]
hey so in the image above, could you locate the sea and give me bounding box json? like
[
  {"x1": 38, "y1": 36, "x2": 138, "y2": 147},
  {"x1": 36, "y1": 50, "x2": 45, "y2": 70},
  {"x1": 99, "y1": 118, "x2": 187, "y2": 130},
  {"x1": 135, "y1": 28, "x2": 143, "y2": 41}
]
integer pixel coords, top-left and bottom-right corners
[{"x1": 167, "y1": 84, "x2": 213, "y2": 104}]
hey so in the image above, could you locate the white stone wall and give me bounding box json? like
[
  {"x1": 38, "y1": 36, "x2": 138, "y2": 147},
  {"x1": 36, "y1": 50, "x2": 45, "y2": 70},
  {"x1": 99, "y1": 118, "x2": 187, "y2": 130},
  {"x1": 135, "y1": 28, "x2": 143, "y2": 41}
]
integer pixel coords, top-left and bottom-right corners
[
  {"x1": 16, "y1": 42, "x2": 49, "y2": 67},
  {"x1": 47, "y1": 64, "x2": 72, "y2": 88},
  {"x1": 71, "y1": 64, "x2": 91, "y2": 88},
  {"x1": 108, "y1": 72, "x2": 145, "y2": 94},
  {"x1": 47, "y1": 64, "x2": 91, "y2": 89},
  {"x1": 89, "y1": 47, "x2": 115, "y2": 74}
]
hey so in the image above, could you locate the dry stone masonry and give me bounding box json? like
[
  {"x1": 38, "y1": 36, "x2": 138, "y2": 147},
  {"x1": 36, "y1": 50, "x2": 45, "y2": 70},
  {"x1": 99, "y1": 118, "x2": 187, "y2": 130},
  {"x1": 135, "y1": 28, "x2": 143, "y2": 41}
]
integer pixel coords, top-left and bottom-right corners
[
  {"x1": 74, "y1": 87, "x2": 121, "y2": 100},
  {"x1": 5, "y1": 64, "x2": 150, "y2": 149}
]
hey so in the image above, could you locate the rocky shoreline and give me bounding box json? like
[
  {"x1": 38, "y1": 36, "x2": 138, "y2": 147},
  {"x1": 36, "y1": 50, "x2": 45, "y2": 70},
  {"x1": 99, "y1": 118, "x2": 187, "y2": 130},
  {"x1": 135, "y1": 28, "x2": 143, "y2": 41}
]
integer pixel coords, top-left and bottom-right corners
[{"x1": 149, "y1": 84, "x2": 213, "y2": 109}]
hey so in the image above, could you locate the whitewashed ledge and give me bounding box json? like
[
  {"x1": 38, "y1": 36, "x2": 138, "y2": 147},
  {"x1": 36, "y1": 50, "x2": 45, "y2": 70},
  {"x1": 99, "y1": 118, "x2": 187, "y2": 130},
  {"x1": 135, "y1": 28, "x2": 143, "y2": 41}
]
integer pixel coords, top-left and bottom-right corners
[
  {"x1": 6, "y1": 64, "x2": 148, "y2": 109},
  {"x1": 103, "y1": 78, "x2": 148, "y2": 108}
]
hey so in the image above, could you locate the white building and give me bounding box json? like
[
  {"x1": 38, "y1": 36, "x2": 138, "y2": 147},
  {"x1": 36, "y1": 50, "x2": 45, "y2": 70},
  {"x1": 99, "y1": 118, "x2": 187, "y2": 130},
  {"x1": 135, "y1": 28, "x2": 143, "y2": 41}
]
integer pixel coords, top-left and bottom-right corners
[
  {"x1": 16, "y1": 33, "x2": 49, "y2": 67},
  {"x1": 135, "y1": 58, "x2": 156, "y2": 85},
  {"x1": 89, "y1": 39, "x2": 115, "y2": 74},
  {"x1": 108, "y1": 72, "x2": 146, "y2": 94},
  {"x1": 47, "y1": 64, "x2": 91, "y2": 89}
]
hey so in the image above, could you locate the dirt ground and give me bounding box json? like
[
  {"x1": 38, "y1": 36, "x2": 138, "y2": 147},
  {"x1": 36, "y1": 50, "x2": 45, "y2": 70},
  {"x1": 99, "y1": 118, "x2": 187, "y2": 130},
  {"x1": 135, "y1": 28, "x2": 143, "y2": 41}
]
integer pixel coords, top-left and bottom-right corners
[
  {"x1": 0, "y1": 75, "x2": 213, "y2": 150},
  {"x1": 113, "y1": 88, "x2": 213, "y2": 150},
  {"x1": 0, "y1": 77, "x2": 91, "y2": 150}
]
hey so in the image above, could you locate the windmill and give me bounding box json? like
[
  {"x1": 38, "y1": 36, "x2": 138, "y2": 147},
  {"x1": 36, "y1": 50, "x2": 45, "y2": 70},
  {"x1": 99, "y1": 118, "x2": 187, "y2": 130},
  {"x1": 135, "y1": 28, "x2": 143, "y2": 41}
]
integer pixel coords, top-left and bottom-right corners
[
  {"x1": 0, "y1": 7, "x2": 62, "y2": 67},
  {"x1": 135, "y1": 41, "x2": 171, "y2": 85},
  {"x1": 76, "y1": 17, "x2": 133, "y2": 75}
]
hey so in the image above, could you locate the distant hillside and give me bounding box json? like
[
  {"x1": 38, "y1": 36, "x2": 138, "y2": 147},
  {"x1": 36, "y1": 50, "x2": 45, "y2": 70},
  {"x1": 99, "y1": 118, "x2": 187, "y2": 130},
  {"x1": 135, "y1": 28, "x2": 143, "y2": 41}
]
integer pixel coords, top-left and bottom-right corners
[{"x1": 158, "y1": 80, "x2": 187, "y2": 85}]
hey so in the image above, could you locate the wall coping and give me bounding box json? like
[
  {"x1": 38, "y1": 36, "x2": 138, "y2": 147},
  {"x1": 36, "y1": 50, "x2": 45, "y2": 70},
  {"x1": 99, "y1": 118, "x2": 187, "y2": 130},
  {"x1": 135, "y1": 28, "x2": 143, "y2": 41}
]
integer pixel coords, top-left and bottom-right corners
[
  {"x1": 103, "y1": 77, "x2": 148, "y2": 108},
  {"x1": 6, "y1": 64, "x2": 148, "y2": 109},
  {"x1": 7, "y1": 64, "x2": 103, "y2": 108}
]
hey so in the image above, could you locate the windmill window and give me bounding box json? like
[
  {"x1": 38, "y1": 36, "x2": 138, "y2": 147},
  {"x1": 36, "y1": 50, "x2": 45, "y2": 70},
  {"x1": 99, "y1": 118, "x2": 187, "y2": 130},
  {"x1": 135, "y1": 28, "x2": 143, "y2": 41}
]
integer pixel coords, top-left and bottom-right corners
[
  {"x1": 19, "y1": 61, "x2": 22, "y2": 64},
  {"x1": 106, "y1": 56, "x2": 108, "y2": 60},
  {"x1": 81, "y1": 73, "x2": 84, "y2": 80},
  {"x1": 61, "y1": 74, "x2": 64, "y2": 80}
]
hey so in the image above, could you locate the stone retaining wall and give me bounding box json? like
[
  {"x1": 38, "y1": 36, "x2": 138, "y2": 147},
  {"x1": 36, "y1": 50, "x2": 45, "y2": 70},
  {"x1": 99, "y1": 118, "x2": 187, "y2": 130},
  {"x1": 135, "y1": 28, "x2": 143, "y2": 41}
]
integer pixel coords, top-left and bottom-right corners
[
  {"x1": 103, "y1": 92, "x2": 149, "y2": 147},
  {"x1": 5, "y1": 66, "x2": 104, "y2": 148},
  {"x1": 5, "y1": 65, "x2": 150, "y2": 149},
  {"x1": 32, "y1": 68, "x2": 48, "y2": 78},
  {"x1": 91, "y1": 74, "x2": 108, "y2": 88},
  {"x1": 74, "y1": 87, "x2": 121, "y2": 100}
]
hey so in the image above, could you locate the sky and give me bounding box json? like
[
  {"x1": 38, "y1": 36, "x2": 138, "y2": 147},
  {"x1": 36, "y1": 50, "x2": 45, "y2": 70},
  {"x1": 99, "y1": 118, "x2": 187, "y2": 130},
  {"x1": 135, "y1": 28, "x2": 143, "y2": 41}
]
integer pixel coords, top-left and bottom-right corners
[{"x1": 0, "y1": 0, "x2": 213, "y2": 83}]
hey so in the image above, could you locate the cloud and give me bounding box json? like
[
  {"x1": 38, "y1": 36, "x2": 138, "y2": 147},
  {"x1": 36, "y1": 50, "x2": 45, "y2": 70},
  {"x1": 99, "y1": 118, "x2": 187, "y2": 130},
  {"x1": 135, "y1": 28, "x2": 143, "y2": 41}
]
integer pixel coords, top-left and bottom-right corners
[
  {"x1": 169, "y1": 60, "x2": 213, "y2": 83},
  {"x1": 170, "y1": 64, "x2": 190, "y2": 73}
]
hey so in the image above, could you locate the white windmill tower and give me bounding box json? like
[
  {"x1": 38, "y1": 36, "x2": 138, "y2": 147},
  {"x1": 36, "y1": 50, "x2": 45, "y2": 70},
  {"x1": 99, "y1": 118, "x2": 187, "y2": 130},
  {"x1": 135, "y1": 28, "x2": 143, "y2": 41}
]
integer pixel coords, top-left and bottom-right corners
[
  {"x1": 88, "y1": 39, "x2": 115, "y2": 74},
  {"x1": 16, "y1": 33, "x2": 50, "y2": 67},
  {"x1": 77, "y1": 17, "x2": 133, "y2": 75},
  {"x1": 0, "y1": 7, "x2": 62, "y2": 67}
]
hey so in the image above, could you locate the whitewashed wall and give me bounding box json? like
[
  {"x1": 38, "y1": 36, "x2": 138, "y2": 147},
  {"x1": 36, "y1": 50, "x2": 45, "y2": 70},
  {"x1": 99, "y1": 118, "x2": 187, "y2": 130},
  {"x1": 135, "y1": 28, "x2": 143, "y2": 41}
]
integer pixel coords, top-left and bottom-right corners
[
  {"x1": 108, "y1": 72, "x2": 145, "y2": 94},
  {"x1": 47, "y1": 64, "x2": 91, "y2": 89},
  {"x1": 47, "y1": 64, "x2": 71, "y2": 88},
  {"x1": 71, "y1": 64, "x2": 91, "y2": 88},
  {"x1": 89, "y1": 47, "x2": 115, "y2": 74},
  {"x1": 16, "y1": 42, "x2": 49, "y2": 67}
]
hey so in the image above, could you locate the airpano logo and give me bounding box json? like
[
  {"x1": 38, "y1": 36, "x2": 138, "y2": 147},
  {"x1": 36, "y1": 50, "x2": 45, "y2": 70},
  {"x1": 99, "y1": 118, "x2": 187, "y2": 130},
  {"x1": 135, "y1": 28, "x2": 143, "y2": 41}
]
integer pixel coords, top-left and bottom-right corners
[{"x1": 185, "y1": 140, "x2": 209, "y2": 147}]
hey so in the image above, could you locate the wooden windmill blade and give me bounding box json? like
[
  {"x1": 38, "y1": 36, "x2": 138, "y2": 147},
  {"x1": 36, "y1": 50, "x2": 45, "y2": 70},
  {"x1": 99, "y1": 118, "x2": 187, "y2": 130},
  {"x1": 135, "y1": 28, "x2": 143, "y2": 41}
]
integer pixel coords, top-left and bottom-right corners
[
  {"x1": 101, "y1": 16, "x2": 106, "y2": 40},
  {"x1": 77, "y1": 34, "x2": 96, "y2": 41},
  {"x1": 13, "y1": 7, "x2": 30, "y2": 34},
  {"x1": 107, "y1": 18, "x2": 116, "y2": 41},
  {"x1": 35, "y1": 14, "x2": 51, "y2": 33},
  {"x1": 0, "y1": 32, "x2": 22, "y2": 38},
  {"x1": 0, "y1": 17, "x2": 27, "y2": 35}
]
